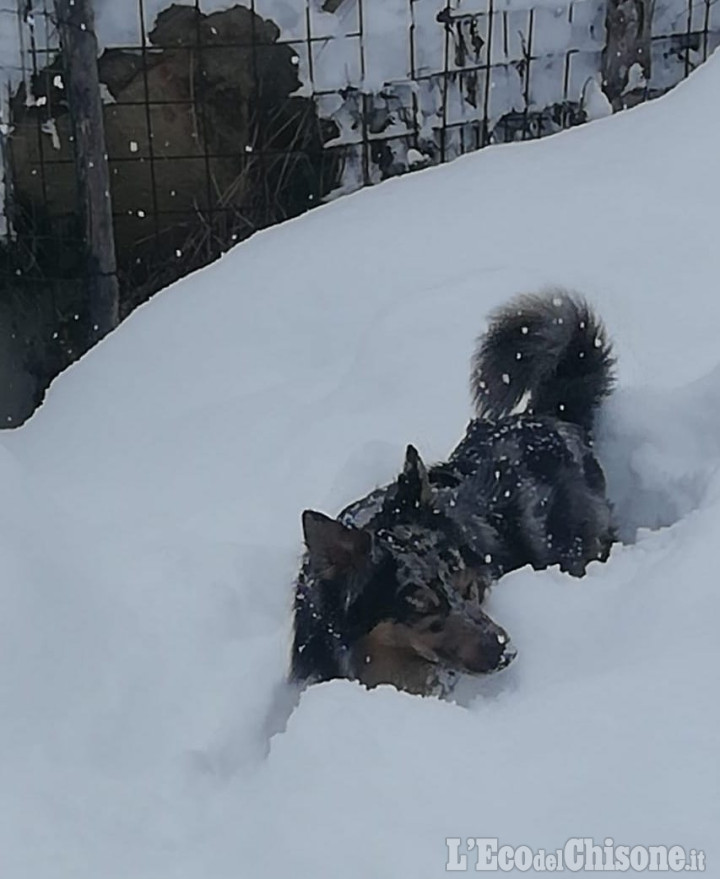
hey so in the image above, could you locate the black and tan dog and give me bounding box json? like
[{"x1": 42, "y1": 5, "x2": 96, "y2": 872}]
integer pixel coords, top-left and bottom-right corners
[{"x1": 292, "y1": 290, "x2": 616, "y2": 696}]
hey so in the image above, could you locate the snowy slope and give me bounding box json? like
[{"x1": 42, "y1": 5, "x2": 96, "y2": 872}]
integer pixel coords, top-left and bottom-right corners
[{"x1": 1, "y1": 50, "x2": 719, "y2": 879}]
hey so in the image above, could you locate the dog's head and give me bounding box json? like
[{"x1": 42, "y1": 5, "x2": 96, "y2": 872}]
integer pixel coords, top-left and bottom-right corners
[{"x1": 301, "y1": 446, "x2": 516, "y2": 693}]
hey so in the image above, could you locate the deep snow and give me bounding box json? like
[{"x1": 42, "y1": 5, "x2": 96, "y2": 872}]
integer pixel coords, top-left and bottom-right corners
[{"x1": 0, "y1": 48, "x2": 719, "y2": 879}]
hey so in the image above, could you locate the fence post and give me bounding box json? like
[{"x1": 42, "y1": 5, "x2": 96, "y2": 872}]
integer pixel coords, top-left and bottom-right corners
[
  {"x1": 53, "y1": 0, "x2": 119, "y2": 341},
  {"x1": 602, "y1": 0, "x2": 652, "y2": 107}
]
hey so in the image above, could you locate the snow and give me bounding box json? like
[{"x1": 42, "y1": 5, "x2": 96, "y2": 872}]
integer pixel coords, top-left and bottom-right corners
[
  {"x1": 582, "y1": 74, "x2": 613, "y2": 121},
  {"x1": 1, "y1": 44, "x2": 720, "y2": 879}
]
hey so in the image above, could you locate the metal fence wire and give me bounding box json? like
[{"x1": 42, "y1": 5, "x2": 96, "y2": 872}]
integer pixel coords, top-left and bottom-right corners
[{"x1": 0, "y1": 0, "x2": 718, "y2": 424}]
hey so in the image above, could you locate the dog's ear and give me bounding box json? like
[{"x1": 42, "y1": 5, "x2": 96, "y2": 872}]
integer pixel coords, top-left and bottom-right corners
[
  {"x1": 394, "y1": 444, "x2": 433, "y2": 508},
  {"x1": 302, "y1": 510, "x2": 371, "y2": 580}
]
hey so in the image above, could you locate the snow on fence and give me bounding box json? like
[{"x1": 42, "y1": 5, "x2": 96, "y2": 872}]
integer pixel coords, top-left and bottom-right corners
[{"x1": 0, "y1": 0, "x2": 717, "y2": 425}]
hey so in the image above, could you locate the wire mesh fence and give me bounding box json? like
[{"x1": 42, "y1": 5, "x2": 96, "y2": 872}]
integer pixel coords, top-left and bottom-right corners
[{"x1": 0, "y1": 0, "x2": 718, "y2": 424}]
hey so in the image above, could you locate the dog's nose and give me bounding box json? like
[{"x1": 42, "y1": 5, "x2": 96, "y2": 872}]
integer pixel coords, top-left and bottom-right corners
[
  {"x1": 497, "y1": 639, "x2": 517, "y2": 669},
  {"x1": 466, "y1": 630, "x2": 517, "y2": 673}
]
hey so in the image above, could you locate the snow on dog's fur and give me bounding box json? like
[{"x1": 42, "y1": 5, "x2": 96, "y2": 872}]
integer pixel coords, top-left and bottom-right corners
[{"x1": 292, "y1": 290, "x2": 616, "y2": 696}]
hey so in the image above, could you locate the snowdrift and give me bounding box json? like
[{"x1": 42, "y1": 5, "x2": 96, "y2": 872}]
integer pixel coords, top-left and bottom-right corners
[{"x1": 0, "y1": 50, "x2": 719, "y2": 879}]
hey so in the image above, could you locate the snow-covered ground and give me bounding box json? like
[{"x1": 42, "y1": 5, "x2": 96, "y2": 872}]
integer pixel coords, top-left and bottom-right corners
[{"x1": 1, "y1": 47, "x2": 719, "y2": 879}]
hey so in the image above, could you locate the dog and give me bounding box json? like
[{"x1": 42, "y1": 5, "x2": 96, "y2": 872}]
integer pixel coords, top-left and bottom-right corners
[{"x1": 291, "y1": 290, "x2": 616, "y2": 696}]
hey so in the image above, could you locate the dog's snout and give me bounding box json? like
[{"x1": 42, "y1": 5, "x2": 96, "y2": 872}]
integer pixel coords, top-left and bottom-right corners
[
  {"x1": 436, "y1": 606, "x2": 517, "y2": 675},
  {"x1": 469, "y1": 606, "x2": 517, "y2": 672},
  {"x1": 468, "y1": 629, "x2": 516, "y2": 673}
]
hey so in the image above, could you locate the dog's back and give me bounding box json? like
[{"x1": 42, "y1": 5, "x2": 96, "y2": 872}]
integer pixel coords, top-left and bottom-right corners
[{"x1": 434, "y1": 414, "x2": 614, "y2": 576}]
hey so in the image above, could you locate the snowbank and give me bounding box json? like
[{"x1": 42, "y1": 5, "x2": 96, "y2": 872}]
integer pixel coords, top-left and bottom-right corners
[{"x1": 0, "y1": 47, "x2": 719, "y2": 879}]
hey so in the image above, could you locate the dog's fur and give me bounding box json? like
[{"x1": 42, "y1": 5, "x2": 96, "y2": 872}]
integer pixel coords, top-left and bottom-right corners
[{"x1": 291, "y1": 290, "x2": 616, "y2": 696}]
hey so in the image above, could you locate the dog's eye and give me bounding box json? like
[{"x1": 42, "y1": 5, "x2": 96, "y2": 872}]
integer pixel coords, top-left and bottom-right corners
[{"x1": 427, "y1": 620, "x2": 443, "y2": 634}]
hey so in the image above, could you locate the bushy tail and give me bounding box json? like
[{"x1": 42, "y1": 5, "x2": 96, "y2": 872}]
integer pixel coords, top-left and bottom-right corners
[{"x1": 471, "y1": 289, "x2": 615, "y2": 429}]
